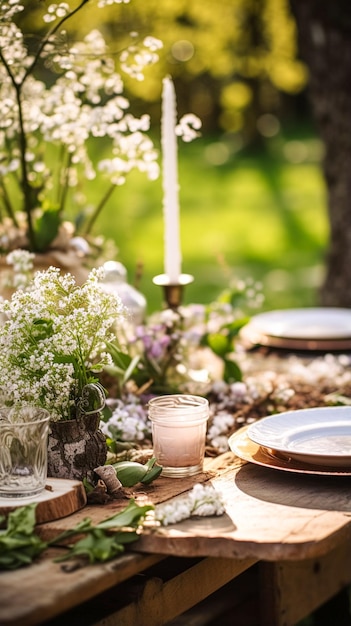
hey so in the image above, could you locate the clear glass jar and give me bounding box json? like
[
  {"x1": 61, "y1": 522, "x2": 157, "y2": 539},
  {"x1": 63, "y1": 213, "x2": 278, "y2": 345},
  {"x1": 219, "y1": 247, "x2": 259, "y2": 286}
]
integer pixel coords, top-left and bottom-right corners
[
  {"x1": 0, "y1": 405, "x2": 50, "y2": 497},
  {"x1": 148, "y1": 394, "x2": 209, "y2": 477}
]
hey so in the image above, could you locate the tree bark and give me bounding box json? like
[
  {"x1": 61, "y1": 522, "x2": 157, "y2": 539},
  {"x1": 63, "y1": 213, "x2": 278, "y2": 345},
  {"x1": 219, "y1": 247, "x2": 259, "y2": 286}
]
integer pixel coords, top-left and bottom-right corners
[
  {"x1": 289, "y1": 0, "x2": 351, "y2": 306},
  {"x1": 47, "y1": 413, "x2": 107, "y2": 482}
]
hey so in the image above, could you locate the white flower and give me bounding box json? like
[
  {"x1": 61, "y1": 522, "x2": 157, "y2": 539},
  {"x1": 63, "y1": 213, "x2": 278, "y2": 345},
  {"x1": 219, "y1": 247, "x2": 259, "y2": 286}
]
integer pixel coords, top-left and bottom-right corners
[
  {"x1": 155, "y1": 483, "x2": 225, "y2": 526},
  {"x1": 5, "y1": 249, "x2": 35, "y2": 290},
  {"x1": 0, "y1": 266, "x2": 125, "y2": 420},
  {"x1": 100, "y1": 396, "x2": 151, "y2": 441},
  {"x1": 120, "y1": 35, "x2": 163, "y2": 80},
  {"x1": 0, "y1": 2, "x2": 162, "y2": 252},
  {"x1": 176, "y1": 114, "x2": 202, "y2": 142},
  {"x1": 97, "y1": 0, "x2": 130, "y2": 6}
]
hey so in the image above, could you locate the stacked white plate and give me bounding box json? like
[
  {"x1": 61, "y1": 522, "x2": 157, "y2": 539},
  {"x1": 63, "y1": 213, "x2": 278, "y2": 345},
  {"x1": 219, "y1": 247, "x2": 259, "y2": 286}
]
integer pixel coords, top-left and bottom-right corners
[
  {"x1": 229, "y1": 406, "x2": 351, "y2": 475},
  {"x1": 246, "y1": 406, "x2": 351, "y2": 467},
  {"x1": 240, "y1": 307, "x2": 351, "y2": 350}
]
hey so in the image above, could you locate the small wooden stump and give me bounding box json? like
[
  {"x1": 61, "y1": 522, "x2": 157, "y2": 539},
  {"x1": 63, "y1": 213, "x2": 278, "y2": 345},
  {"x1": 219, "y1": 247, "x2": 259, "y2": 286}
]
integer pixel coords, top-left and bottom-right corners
[{"x1": 0, "y1": 478, "x2": 87, "y2": 524}]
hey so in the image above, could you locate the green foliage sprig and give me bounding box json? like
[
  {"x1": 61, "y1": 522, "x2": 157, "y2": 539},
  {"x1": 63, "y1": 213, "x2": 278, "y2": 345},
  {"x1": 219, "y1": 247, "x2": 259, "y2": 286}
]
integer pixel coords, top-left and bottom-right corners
[{"x1": 0, "y1": 499, "x2": 153, "y2": 571}]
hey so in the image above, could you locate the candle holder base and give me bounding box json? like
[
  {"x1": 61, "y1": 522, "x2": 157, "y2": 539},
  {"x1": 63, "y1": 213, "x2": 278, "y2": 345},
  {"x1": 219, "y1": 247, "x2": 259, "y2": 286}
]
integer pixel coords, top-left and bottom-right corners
[{"x1": 153, "y1": 273, "x2": 194, "y2": 309}]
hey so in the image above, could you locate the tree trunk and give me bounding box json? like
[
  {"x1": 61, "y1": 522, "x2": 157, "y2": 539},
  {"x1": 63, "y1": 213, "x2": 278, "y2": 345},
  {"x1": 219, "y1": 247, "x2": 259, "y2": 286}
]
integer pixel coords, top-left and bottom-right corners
[{"x1": 289, "y1": 0, "x2": 351, "y2": 306}]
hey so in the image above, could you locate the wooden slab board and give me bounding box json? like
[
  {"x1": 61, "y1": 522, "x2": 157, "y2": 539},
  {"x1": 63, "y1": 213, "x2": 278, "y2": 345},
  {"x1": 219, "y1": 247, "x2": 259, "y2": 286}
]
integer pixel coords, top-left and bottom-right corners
[
  {"x1": 29, "y1": 453, "x2": 351, "y2": 562},
  {"x1": 135, "y1": 452, "x2": 351, "y2": 561},
  {"x1": 36, "y1": 467, "x2": 214, "y2": 542},
  {"x1": 0, "y1": 478, "x2": 87, "y2": 523}
]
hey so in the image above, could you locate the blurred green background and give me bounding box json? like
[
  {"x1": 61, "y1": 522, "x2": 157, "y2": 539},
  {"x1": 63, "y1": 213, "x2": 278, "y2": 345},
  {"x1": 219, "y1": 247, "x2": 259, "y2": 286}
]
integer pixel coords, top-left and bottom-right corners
[
  {"x1": 28, "y1": 0, "x2": 329, "y2": 314},
  {"x1": 94, "y1": 126, "x2": 327, "y2": 314}
]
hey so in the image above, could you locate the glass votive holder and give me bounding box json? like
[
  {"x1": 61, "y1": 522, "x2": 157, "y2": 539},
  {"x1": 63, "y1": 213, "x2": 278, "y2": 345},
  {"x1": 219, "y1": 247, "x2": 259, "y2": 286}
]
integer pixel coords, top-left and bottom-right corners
[
  {"x1": 148, "y1": 394, "x2": 209, "y2": 478},
  {"x1": 0, "y1": 405, "x2": 51, "y2": 498}
]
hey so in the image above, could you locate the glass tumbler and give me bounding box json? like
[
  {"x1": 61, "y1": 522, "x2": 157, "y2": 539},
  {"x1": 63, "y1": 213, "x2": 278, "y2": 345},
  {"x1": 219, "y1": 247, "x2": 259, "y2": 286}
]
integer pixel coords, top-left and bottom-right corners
[
  {"x1": 0, "y1": 405, "x2": 50, "y2": 498},
  {"x1": 148, "y1": 394, "x2": 209, "y2": 477}
]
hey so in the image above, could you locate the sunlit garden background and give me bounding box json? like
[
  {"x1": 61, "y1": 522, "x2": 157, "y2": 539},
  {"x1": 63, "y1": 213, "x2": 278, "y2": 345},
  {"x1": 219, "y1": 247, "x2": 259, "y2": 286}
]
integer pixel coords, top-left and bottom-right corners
[
  {"x1": 7, "y1": 0, "x2": 311, "y2": 316},
  {"x1": 55, "y1": 0, "x2": 329, "y2": 315},
  {"x1": 93, "y1": 125, "x2": 327, "y2": 313}
]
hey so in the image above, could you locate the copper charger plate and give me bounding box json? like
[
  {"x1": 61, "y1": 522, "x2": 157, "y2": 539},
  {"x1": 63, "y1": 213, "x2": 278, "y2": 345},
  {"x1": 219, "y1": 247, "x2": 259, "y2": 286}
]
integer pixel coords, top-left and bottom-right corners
[
  {"x1": 229, "y1": 426, "x2": 351, "y2": 476},
  {"x1": 239, "y1": 324, "x2": 351, "y2": 352}
]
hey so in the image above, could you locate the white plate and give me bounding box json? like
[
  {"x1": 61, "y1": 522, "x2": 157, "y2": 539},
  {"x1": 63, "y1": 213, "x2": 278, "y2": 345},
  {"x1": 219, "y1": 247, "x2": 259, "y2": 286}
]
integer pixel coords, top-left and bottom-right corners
[
  {"x1": 229, "y1": 427, "x2": 351, "y2": 475},
  {"x1": 247, "y1": 406, "x2": 351, "y2": 467},
  {"x1": 248, "y1": 308, "x2": 351, "y2": 340}
]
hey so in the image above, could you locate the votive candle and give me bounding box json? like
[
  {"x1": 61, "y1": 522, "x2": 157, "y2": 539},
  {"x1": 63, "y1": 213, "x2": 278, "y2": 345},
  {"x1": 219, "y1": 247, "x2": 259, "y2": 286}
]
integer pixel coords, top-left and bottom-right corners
[{"x1": 148, "y1": 394, "x2": 209, "y2": 477}]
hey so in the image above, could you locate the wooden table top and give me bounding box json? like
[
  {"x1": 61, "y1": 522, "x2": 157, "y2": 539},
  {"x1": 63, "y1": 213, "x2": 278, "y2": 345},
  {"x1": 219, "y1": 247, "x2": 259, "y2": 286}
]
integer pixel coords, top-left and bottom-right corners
[
  {"x1": 26, "y1": 450, "x2": 351, "y2": 562},
  {"x1": 136, "y1": 451, "x2": 351, "y2": 562},
  {"x1": 1, "y1": 447, "x2": 351, "y2": 625}
]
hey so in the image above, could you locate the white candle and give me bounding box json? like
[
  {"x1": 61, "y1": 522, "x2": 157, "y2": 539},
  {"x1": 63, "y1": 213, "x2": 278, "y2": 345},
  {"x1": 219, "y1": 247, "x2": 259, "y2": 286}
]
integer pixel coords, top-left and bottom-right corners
[{"x1": 161, "y1": 76, "x2": 182, "y2": 283}]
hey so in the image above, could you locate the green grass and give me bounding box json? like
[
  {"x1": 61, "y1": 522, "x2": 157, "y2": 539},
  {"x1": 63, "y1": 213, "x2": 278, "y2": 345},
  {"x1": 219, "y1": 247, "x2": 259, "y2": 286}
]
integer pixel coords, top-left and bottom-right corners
[{"x1": 84, "y1": 131, "x2": 329, "y2": 314}]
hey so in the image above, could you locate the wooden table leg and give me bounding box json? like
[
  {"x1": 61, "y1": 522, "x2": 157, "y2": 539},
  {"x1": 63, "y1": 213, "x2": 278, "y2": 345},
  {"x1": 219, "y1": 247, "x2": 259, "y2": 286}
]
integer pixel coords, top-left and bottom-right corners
[{"x1": 259, "y1": 541, "x2": 351, "y2": 626}]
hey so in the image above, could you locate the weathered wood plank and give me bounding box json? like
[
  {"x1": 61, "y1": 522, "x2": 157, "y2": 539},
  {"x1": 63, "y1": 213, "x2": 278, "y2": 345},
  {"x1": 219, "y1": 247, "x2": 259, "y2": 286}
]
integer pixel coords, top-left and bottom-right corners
[
  {"x1": 134, "y1": 458, "x2": 351, "y2": 561},
  {"x1": 33, "y1": 453, "x2": 351, "y2": 561},
  {"x1": 36, "y1": 466, "x2": 215, "y2": 542},
  {"x1": 0, "y1": 551, "x2": 164, "y2": 626},
  {"x1": 89, "y1": 557, "x2": 256, "y2": 626}
]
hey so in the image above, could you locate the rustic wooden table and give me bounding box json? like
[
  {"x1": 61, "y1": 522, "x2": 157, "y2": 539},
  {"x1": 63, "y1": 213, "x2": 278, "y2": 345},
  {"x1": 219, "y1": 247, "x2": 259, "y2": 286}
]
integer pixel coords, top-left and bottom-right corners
[{"x1": 1, "y1": 448, "x2": 351, "y2": 626}]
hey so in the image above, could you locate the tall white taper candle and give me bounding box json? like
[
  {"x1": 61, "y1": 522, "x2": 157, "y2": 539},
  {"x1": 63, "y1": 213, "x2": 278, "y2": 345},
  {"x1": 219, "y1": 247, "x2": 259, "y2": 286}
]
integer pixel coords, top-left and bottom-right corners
[{"x1": 161, "y1": 76, "x2": 182, "y2": 283}]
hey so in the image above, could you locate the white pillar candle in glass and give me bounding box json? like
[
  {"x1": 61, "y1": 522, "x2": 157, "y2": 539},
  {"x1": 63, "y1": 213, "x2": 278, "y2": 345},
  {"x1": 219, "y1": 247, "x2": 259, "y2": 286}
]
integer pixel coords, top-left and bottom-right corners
[
  {"x1": 148, "y1": 394, "x2": 209, "y2": 477},
  {"x1": 161, "y1": 76, "x2": 182, "y2": 284}
]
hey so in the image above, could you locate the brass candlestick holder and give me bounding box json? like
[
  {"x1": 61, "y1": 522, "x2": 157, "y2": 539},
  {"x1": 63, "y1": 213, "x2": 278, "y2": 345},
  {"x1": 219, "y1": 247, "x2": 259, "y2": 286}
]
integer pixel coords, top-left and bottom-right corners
[{"x1": 153, "y1": 273, "x2": 194, "y2": 309}]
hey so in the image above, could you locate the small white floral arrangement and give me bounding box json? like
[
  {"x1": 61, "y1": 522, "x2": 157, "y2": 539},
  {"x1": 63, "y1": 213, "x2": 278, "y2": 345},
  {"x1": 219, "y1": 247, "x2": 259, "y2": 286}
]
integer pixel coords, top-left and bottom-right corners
[
  {"x1": 154, "y1": 483, "x2": 225, "y2": 526},
  {"x1": 0, "y1": 265, "x2": 125, "y2": 421}
]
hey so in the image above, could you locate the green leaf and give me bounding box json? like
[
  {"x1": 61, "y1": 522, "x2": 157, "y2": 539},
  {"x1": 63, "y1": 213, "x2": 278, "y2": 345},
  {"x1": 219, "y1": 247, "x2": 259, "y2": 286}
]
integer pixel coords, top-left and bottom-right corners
[
  {"x1": 54, "y1": 355, "x2": 77, "y2": 365},
  {"x1": 0, "y1": 500, "x2": 154, "y2": 570},
  {"x1": 106, "y1": 343, "x2": 141, "y2": 383},
  {"x1": 123, "y1": 355, "x2": 141, "y2": 384},
  {"x1": 6, "y1": 503, "x2": 37, "y2": 536},
  {"x1": 83, "y1": 478, "x2": 95, "y2": 493},
  {"x1": 114, "y1": 462, "x2": 148, "y2": 487},
  {"x1": 33, "y1": 207, "x2": 61, "y2": 252},
  {"x1": 141, "y1": 464, "x2": 163, "y2": 484},
  {"x1": 31, "y1": 318, "x2": 54, "y2": 340},
  {"x1": 49, "y1": 518, "x2": 94, "y2": 545},
  {"x1": 105, "y1": 438, "x2": 137, "y2": 453},
  {"x1": 112, "y1": 530, "x2": 140, "y2": 545},
  {"x1": 223, "y1": 358, "x2": 242, "y2": 383},
  {"x1": 55, "y1": 530, "x2": 125, "y2": 564},
  {"x1": 227, "y1": 317, "x2": 251, "y2": 341},
  {"x1": 96, "y1": 499, "x2": 154, "y2": 530},
  {"x1": 202, "y1": 332, "x2": 230, "y2": 357},
  {"x1": 0, "y1": 504, "x2": 48, "y2": 570},
  {"x1": 106, "y1": 343, "x2": 133, "y2": 369}
]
